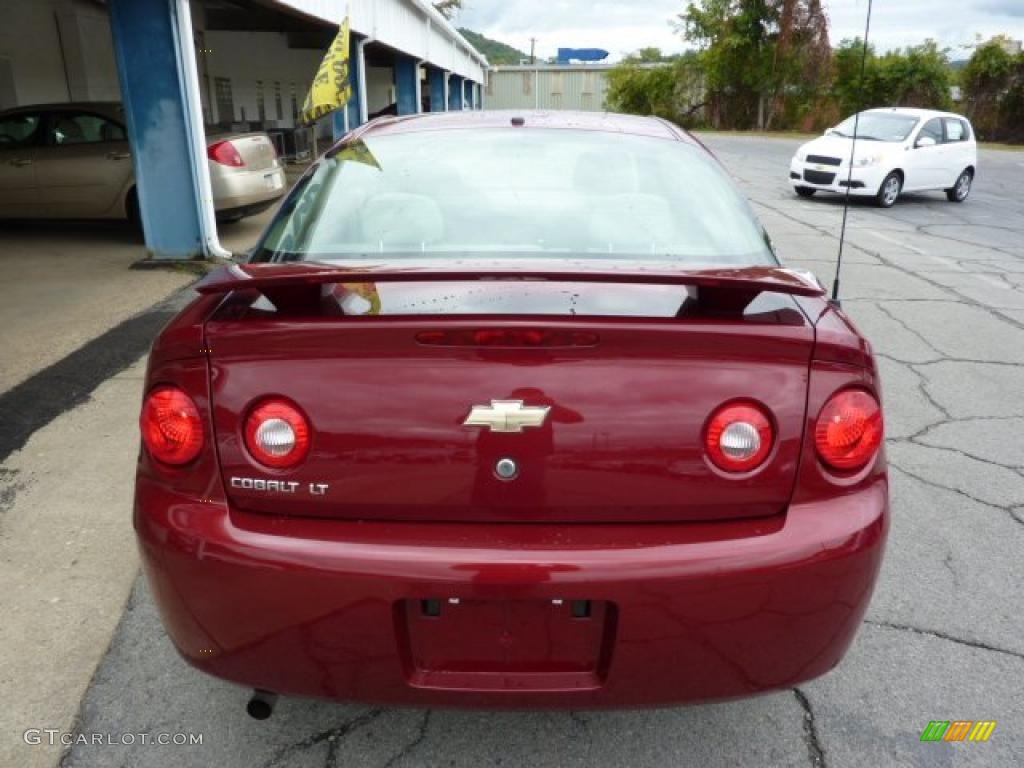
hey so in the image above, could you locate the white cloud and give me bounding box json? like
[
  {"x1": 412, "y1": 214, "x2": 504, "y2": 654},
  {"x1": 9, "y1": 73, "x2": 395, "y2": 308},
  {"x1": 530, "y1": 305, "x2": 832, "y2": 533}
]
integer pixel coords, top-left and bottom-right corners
[
  {"x1": 453, "y1": 0, "x2": 1024, "y2": 61},
  {"x1": 455, "y1": 0, "x2": 684, "y2": 61},
  {"x1": 827, "y1": 0, "x2": 1024, "y2": 53}
]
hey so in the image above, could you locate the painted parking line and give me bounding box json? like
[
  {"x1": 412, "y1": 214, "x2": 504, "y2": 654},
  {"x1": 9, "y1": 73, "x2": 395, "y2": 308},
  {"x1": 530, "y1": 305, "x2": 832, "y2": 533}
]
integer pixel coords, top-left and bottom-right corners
[
  {"x1": 925, "y1": 256, "x2": 1009, "y2": 288},
  {"x1": 928, "y1": 255, "x2": 966, "y2": 272},
  {"x1": 867, "y1": 229, "x2": 927, "y2": 255},
  {"x1": 974, "y1": 273, "x2": 1011, "y2": 290}
]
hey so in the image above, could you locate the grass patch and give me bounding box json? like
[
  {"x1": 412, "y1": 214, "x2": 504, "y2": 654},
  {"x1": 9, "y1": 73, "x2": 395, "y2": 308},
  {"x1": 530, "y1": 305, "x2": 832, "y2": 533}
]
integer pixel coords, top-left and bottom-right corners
[
  {"x1": 694, "y1": 129, "x2": 1024, "y2": 151},
  {"x1": 979, "y1": 141, "x2": 1024, "y2": 152},
  {"x1": 692, "y1": 129, "x2": 818, "y2": 141}
]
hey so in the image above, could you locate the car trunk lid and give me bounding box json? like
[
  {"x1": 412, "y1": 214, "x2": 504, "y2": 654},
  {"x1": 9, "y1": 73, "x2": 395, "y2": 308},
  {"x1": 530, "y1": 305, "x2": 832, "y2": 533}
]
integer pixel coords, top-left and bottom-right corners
[
  {"x1": 200, "y1": 262, "x2": 821, "y2": 524},
  {"x1": 217, "y1": 133, "x2": 278, "y2": 171}
]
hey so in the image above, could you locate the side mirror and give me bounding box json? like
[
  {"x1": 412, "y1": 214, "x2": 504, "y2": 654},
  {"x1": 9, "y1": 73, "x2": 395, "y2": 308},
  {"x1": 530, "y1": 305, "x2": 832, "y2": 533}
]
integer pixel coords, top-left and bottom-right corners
[
  {"x1": 823, "y1": 128, "x2": 834, "y2": 136},
  {"x1": 916, "y1": 136, "x2": 937, "y2": 149}
]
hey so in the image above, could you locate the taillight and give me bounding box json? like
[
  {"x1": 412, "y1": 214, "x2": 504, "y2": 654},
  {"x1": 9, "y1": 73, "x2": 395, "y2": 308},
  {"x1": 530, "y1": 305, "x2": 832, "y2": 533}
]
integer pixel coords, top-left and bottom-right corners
[
  {"x1": 815, "y1": 389, "x2": 883, "y2": 472},
  {"x1": 705, "y1": 401, "x2": 774, "y2": 473},
  {"x1": 140, "y1": 386, "x2": 204, "y2": 466},
  {"x1": 244, "y1": 399, "x2": 311, "y2": 468},
  {"x1": 207, "y1": 140, "x2": 245, "y2": 167}
]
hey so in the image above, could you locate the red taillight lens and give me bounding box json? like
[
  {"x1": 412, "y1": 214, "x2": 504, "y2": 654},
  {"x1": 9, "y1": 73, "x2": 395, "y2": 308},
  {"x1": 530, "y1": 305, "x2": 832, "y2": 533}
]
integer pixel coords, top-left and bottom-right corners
[
  {"x1": 244, "y1": 399, "x2": 311, "y2": 469},
  {"x1": 815, "y1": 389, "x2": 883, "y2": 472},
  {"x1": 140, "y1": 386, "x2": 204, "y2": 466},
  {"x1": 207, "y1": 140, "x2": 245, "y2": 167},
  {"x1": 705, "y1": 401, "x2": 774, "y2": 473}
]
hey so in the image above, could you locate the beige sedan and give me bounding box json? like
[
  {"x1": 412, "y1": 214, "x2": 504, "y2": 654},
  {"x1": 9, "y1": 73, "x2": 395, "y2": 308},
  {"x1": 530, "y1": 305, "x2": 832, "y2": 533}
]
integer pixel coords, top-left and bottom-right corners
[{"x1": 0, "y1": 101, "x2": 286, "y2": 223}]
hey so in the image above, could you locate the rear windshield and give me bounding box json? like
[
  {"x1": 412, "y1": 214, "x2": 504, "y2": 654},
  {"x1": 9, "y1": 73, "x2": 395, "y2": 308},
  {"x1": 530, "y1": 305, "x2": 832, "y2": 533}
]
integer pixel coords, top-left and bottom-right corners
[{"x1": 253, "y1": 128, "x2": 775, "y2": 266}]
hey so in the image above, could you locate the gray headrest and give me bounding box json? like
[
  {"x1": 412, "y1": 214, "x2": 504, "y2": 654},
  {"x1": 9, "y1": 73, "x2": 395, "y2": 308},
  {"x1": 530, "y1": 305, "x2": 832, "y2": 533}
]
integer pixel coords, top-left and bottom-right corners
[
  {"x1": 360, "y1": 193, "x2": 445, "y2": 250},
  {"x1": 588, "y1": 194, "x2": 675, "y2": 252},
  {"x1": 573, "y1": 151, "x2": 638, "y2": 192}
]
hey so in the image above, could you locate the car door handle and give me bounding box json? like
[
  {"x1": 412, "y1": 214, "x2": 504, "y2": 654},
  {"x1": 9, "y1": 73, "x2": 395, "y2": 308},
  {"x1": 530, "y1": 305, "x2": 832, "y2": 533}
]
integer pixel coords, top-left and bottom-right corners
[
  {"x1": 105, "y1": 152, "x2": 131, "y2": 161},
  {"x1": 9, "y1": 158, "x2": 32, "y2": 167}
]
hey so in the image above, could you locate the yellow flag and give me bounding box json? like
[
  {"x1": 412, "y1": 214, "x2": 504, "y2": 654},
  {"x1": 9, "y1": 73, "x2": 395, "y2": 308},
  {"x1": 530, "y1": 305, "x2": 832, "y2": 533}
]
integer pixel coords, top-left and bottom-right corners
[
  {"x1": 300, "y1": 16, "x2": 353, "y2": 126},
  {"x1": 334, "y1": 140, "x2": 382, "y2": 170}
]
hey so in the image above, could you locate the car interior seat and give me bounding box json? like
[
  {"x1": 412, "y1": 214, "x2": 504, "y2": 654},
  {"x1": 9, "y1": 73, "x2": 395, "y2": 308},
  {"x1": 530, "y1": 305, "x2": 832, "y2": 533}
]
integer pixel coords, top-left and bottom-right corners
[
  {"x1": 587, "y1": 194, "x2": 676, "y2": 255},
  {"x1": 100, "y1": 121, "x2": 124, "y2": 142},
  {"x1": 359, "y1": 193, "x2": 445, "y2": 253},
  {"x1": 54, "y1": 117, "x2": 86, "y2": 145}
]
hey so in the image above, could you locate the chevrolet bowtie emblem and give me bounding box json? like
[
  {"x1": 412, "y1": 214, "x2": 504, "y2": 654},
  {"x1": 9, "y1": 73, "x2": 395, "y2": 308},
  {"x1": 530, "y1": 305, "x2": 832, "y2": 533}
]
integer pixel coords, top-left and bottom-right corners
[{"x1": 463, "y1": 400, "x2": 551, "y2": 433}]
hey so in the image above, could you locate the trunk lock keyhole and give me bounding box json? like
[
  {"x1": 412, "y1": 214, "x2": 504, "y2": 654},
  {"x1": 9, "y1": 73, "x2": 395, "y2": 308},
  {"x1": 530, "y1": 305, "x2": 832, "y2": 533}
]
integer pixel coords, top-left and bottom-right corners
[{"x1": 495, "y1": 458, "x2": 519, "y2": 481}]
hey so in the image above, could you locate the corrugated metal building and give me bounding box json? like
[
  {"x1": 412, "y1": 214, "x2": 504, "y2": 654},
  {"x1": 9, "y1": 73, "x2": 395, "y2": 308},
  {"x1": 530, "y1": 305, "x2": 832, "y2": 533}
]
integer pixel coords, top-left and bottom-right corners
[
  {"x1": 276, "y1": 0, "x2": 489, "y2": 124},
  {"x1": 281, "y1": 0, "x2": 488, "y2": 88},
  {"x1": 485, "y1": 65, "x2": 612, "y2": 112}
]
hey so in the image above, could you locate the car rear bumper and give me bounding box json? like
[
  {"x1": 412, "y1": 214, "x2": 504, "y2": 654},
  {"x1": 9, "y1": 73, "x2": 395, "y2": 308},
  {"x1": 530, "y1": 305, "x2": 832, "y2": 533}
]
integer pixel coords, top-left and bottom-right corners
[
  {"x1": 210, "y1": 165, "x2": 287, "y2": 212},
  {"x1": 789, "y1": 159, "x2": 886, "y2": 197},
  {"x1": 135, "y1": 476, "x2": 888, "y2": 708}
]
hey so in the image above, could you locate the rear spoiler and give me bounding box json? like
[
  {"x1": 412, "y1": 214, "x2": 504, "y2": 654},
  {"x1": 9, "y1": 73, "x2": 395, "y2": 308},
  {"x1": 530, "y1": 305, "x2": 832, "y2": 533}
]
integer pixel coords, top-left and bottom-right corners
[{"x1": 196, "y1": 261, "x2": 825, "y2": 300}]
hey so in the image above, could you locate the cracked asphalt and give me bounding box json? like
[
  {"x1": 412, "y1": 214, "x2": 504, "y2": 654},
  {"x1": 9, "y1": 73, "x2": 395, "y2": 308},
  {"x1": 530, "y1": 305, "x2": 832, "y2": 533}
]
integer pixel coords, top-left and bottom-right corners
[{"x1": 60, "y1": 136, "x2": 1024, "y2": 768}]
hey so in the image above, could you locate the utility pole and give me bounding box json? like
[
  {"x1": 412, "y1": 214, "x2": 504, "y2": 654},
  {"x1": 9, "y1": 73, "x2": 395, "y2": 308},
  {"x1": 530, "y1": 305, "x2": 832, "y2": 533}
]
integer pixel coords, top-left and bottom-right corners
[{"x1": 530, "y1": 38, "x2": 536, "y2": 65}]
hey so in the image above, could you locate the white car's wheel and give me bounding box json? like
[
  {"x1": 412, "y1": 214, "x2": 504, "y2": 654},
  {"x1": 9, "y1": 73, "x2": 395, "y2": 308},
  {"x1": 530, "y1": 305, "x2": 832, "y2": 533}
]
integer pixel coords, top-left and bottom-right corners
[
  {"x1": 876, "y1": 172, "x2": 902, "y2": 208},
  {"x1": 946, "y1": 169, "x2": 973, "y2": 203}
]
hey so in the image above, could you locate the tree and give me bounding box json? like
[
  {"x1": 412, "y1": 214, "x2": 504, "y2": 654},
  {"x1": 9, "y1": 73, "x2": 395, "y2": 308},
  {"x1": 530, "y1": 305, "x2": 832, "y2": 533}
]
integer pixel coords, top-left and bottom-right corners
[
  {"x1": 459, "y1": 28, "x2": 527, "y2": 65},
  {"x1": 831, "y1": 38, "x2": 954, "y2": 117},
  {"x1": 678, "y1": 0, "x2": 830, "y2": 130},
  {"x1": 634, "y1": 47, "x2": 673, "y2": 63},
  {"x1": 877, "y1": 41, "x2": 954, "y2": 109},
  {"x1": 433, "y1": 1, "x2": 462, "y2": 19},
  {"x1": 680, "y1": 0, "x2": 774, "y2": 128},
  {"x1": 606, "y1": 53, "x2": 706, "y2": 127},
  {"x1": 961, "y1": 40, "x2": 1015, "y2": 139},
  {"x1": 831, "y1": 38, "x2": 873, "y2": 117},
  {"x1": 768, "y1": 0, "x2": 830, "y2": 129},
  {"x1": 1000, "y1": 62, "x2": 1024, "y2": 143}
]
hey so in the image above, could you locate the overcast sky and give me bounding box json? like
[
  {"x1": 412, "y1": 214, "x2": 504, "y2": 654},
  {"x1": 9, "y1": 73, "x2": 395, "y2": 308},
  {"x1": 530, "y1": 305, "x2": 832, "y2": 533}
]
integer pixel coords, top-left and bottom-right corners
[{"x1": 453, "y1": 1, "x2": 1024, "y2": 62}]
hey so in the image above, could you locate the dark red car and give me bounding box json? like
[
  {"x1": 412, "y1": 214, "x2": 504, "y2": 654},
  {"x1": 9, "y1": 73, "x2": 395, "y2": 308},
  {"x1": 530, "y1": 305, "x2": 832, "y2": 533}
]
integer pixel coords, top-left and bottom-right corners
[{"x1": 135, "y1": 111, "x2": 887, "y2": 713}]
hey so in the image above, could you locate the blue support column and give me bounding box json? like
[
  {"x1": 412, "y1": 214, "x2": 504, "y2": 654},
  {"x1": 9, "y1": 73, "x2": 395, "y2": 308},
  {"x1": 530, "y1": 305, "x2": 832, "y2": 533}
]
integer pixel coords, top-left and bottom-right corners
[
  {"x1": 448, "y1": 74, "x2": 464, "y2": 111},
  {"x1": 332, "y1": 109, "x2": 348, "y2": 141},
  {"x1": 331, "y1": 32, "x2": 364, "y2": 139},
  {"x1": 395, "y1": 54, "x2": 419, "y2": 116},
  {"x1": 346, "y1": 34, "x2": 364, "y2": 131},
  {"x1": 108, "y1": 0, "x2": 203, "y2": 260},
  {"x1": 428, "y1": 67, "x2": 447, "y2": 112}
]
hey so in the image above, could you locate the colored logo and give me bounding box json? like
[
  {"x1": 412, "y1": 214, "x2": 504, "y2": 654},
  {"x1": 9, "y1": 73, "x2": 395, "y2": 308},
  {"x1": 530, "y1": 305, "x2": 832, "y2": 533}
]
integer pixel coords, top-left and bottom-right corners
[{"x1": 920, "y1": 721, "x2": 996, "y2": 742}]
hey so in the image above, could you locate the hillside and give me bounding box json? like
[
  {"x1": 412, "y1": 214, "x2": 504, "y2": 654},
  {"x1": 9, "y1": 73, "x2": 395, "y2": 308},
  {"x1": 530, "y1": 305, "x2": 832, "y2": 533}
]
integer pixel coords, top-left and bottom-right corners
[{"x1": 459, "y1": 28, "x2": 528, "y2": 65}]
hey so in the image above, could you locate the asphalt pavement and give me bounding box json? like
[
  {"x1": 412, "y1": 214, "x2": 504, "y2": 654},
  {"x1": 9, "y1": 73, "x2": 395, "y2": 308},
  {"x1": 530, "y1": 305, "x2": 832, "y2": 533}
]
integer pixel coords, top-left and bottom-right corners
[{"x1": 31, "y1": 137, "x2": 1024, "y2": 767}]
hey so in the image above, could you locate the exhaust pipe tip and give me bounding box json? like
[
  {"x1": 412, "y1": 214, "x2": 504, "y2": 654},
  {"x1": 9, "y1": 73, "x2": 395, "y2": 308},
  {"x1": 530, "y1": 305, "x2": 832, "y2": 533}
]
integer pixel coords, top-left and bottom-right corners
[{"x1": 246, "y1": 690, "x2": 278, "y2": 720}]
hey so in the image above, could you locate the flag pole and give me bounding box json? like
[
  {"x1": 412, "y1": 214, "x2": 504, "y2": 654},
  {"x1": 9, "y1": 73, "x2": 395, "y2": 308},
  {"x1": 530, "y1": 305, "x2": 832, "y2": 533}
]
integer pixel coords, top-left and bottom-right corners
[{"x1": 343, "y1": 0, "x2": 351, "y2": 135}]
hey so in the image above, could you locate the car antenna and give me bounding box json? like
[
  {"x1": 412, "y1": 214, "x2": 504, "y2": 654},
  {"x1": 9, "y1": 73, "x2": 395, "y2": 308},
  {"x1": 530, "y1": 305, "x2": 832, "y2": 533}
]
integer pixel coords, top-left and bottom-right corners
[{"x1": 832, "y1": 0, "x2": 874, "y2": 307}]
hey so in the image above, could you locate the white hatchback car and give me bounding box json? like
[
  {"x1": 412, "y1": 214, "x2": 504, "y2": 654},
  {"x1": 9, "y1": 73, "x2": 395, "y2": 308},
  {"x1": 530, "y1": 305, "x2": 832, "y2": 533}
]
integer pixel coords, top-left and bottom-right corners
[{"x1": 789, "y1": 108, "x2": 977, "y2": 208}]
